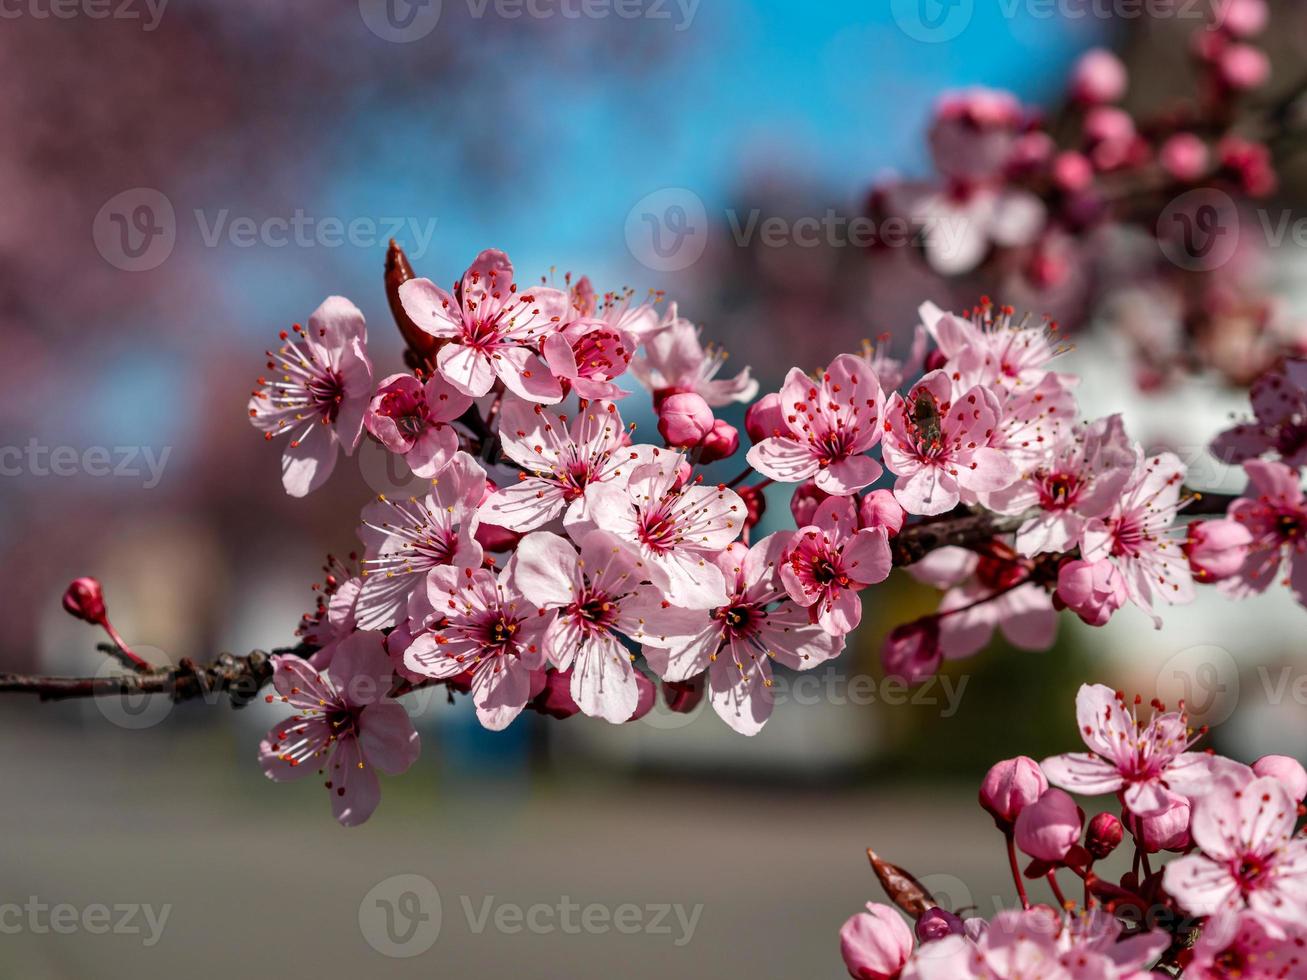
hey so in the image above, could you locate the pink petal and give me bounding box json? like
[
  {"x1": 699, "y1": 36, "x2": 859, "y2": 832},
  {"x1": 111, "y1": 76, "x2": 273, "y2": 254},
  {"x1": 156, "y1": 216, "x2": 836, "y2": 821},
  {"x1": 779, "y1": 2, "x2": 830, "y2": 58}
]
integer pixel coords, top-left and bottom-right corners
[
  {"x1": 495, "y1": 346, "x2": 564, "y2": 404},
  {"x1": 397, "y1": 278, "x2": 462, "y2": 338},
  {"x1": 358, "y1": 701, "x2": 420, "y2": 775},
  {"x1": 328, "y1": 735, "x2": 382, "y2": 827},
  {"x1": 1041, "y1": 752, "x2": 1126, "y2": 795},
  {"x1": 512, "y1": 531, "x2": 580, "y2": 606},
  {"x1": 815, "y1": 454, "x2": 883, "y2": 495},
  {"x1": 437, "y1": 342, "x2": 496, "y2": 397}
]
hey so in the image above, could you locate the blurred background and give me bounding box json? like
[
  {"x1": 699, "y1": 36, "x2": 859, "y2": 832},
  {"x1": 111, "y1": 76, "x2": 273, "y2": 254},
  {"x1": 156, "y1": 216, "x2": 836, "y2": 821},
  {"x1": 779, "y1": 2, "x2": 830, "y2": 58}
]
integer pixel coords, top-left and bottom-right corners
[{"x1": 3, "y1": 0, "x2": 1307, "y2": 976}]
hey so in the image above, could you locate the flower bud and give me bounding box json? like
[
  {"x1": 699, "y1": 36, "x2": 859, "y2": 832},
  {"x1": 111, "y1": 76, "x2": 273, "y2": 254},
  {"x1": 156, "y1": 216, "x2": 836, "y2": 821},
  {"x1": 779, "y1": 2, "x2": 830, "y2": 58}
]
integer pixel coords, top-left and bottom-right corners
[
  {"x1": 790, "y1": 479, "x2": 830, "y2": 527},
  {"x1": 923, "y1": 349, "x2": 948, "y2": 373},
  {"x1": 881, "y1": 619, "x2": 942, "y2": 685},
  {"x1": 697, "y1": 419, "x2": 740, "y2": 463},
  {"x1": 627, "y1": 671, "x2": 657, "y2": 723},
  {"x1": 62, "y1": 577, "x2": 107, "y2": 625},
  {"x1": 1159, "y1": 133, "x2": 1209, "y2": 183},
  {"x1": 1253, "y1": 755, "x2": 1307, "y2": 802},
  {"x1": 745, "y1": 392, "x2": 785, "y2": 443},
  {"x1": 1084, "y1": 812, "x2": 1124, "y2": 860},
  {"x1": 737, "y1": 484, "x2": 767, "y2": 533},
  {"x1": 1052, "y1": 151, "x2": 1094, "y2": 194},
  {"x1": 1218, "y1": 43, "x2": 1270, "y2": 91},
  {"x1": 475, "y1": 520, "x2": 522, "y2": 554},
  {"x1": 915, "y1": 908, "x2": 964, "y2": 944},
  {"x1": 1069, "y1": 48, "x2": 1127, "y2": 105},
  {"x1": 1014, "y1": 789, "x2": 1083, "y2": 863},
  {"x1": 657, "y1": 392, "x2": 714, "y2": 447},
  {"x1": 839, "y1": 903, "x2": 914, "y2": 980},
  {"x1": 979, "y1": 756, "x2": 1048, "y2": 831},
  {"x1": 1056, "y1": 559, "x2": 1127, "y2": 627},
  {"x1": 1219, "y1": 0, "x2": 1268, "y2": 37},
  {"x1": 859, "y1": 489, "x2": 906, "y2": 537},
  {"x1": 530, "y1": 668, "x2": 581, "y2": 720},
  {"x1": 1130, "y1": 798, "x2": 1191, "y2": 853},
  {"x1": 1185, "y1": 518, "x2": 1252, "y2": 582},
  {"x1": 662, "y1": 676, "x2": 704, "y2": 714}
]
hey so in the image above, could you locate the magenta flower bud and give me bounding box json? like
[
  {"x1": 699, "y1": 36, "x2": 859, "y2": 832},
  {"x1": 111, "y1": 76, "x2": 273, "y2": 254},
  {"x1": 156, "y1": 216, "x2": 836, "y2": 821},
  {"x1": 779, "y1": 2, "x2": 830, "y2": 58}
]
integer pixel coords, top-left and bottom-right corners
[
  {"x1": 979, "y1": 756, "x2": 1048, "y2": 831},
  {"x1": 627, "y1": 671, "x2": 657, "y2": 723},
  {"x1": 1130, "y1": 798, "x2": 1191, "y2": 853},
  {"x1": 475, "y1": 519, "x2": 522, "y2": 554},
  {"x1": 859, "y1": 489, "x2": 906, "y2": 538},
  {"x1": 1184, "y1": 518, "x2": 1253, "y2": 582},
  {"x1": 1085, "y1": 812, "x2": 1124, "y2": 860},
  {"x1": 789, "y1": 479, "x2": 830, "y2": 527},
  {"x1": 1056, "y1": 559, "x2": 1128, "y2": 627},
  {"x1": 1219, "y1": 0, "x2": 1268, "y2": 37},
  {"x1": 839, "y1": 903, "x2": 914, "y2": 980},
  {"x1": 745, "y1": 392, "x2": 785, "y2": 443},
  {"x1": 657, "y1": 392, "x2": 714, "y2": 447},
  {"x1": 529, "y1": 668, "x2": 582, "y2": 720},
  {"x1": 1052, "y1": 151, "x2": 1094, "y2": 193},
  {"x1": 1014, "y1": 789, "x2": 1083, "y2": 863},
  {"x1": 881, "y1": 619, "x2": 942, "y2": 686},
  {"x1": 1083, "y1": 106, "x2": 1134, "y2": 147},
  {"x1": 915, "y1": 907, "x2": 964, "y2": 943},
  {"x1": 923, "y1": 349, "x2": 948, "y2": 373},
  {"x1": 662, "y1": 676, "x2": 705, "y2": 714},
  {"x1": 62, "y1": 577, "x2": 107, "y2": 625},
  {"x1": 697, "y1": 419, "x2": 740, "y2": 463},
  {"x1": 738, "y1": 484, "x2": 767, "y2": 533},
  {"x1": 1070, "y1": 49, "x2": 1127, "y2": 104},
  {"x1": 1219, "y1": 43, "x2": 1270, "y2": 91},
  {"x1": 1253, "y1": 755, "x2": 1307, "y2": 802},
  {"x1": 1159, "y1": 133, "x2": 1209, "y2": 183}
]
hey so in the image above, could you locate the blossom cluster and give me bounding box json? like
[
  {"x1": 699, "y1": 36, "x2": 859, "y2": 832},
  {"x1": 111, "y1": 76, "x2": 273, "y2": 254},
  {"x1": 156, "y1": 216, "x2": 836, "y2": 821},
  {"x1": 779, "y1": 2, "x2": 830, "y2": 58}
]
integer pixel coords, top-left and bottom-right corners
[{"x1": 839, "y1": 683, "x2": 1307, "y2": 979}]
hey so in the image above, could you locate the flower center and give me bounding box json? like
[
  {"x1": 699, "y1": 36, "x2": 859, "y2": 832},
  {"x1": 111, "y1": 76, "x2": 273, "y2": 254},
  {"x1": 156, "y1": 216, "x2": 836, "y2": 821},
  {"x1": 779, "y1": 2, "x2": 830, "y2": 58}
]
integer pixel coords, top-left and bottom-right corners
[
  {"x1": 307, "y1": 369, "x2": 346, "y2": 423},
  {"x1": 1036, "y1": 470, "x2": 1081, "y2": 510}
]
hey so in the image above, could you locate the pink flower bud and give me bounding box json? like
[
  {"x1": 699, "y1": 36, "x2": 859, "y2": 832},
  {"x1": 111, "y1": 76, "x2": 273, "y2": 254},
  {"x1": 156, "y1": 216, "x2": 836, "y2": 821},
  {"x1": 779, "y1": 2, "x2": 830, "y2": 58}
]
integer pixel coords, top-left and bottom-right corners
[
  {"x1": 1219, "y1": 43, "x2": 1270, "y2": 91},
  {"x1": 839, "y1": 903, "x2": 914, "y2": 980},
  {"x1": 475, "y1": 520, "x2": 522, "y2": 554},
  {"x1": 1083, "y1": 106, "x2": 1135, "y2": 148},
  {"x1": 1014, "y1": 789, "x2": 1083, "y2": 863},
  {"x1": 1218, "y1": 0, "x2": 1268, "y2": 37},
  {"x1": 657, "y1": 392, "x2": 714, "y2": 447},
  {"x1": 662, "y1": 676, "x2": 705, "y2": 714},
  {"x1": 1052, "y1": 151, "x2": 1094, "y2": 194},
  {"x1": 62, "y1": 577, "x2": 107, "y2": 625},
  {"x1": 923, "y1": 349, "x2": 948, "y2": 372},
  {"x1": 697, "y1": 419, "x2": 740, "y2": 463},
  {"x1": 1159, "y1": 133, "x2": 1209, "y2": 183},
  {"x1": 627, "y1": 671, "x2": 657, "y2": 723},
  {"x1": 1129, "y1": 798, "x2": 1191, "y2": 853},
  {"x1": 915, "y1": 908, "x2": 964, "y2": 943},
  {"x1": 979, "y1": 756, "x2": 1048, "y2": 831},
  {"x1": 1056, "y1": 559, "x2": 1127, "y2": 627},
  {"x1": 881, "y1": 619, "x2": 942, "y2": 685},
  {"x1": 859, "y1": 489, "x2": 906, "y2": 537},
  {"x1": 1253, "y1": 755, "x2": 1307, "y2": 802},
  {"x1": 745, "y1": 392, "x2": 785, "y2": 442},
  {"x1": 1085, "y1": 812, "x2": 1124, "y2": 860},
  {"x1": 790, "y1": 479, "x2": 830, "y2": 527},
  {"x1": 1069, "y1": 49, "x2": 1128, "y2": 105},
  {"x1": 737, "y1": 484, "x2": 767, "y2": 533},
  {"x1": 1220, "y1": 136, "x2": 1277, "y2": 197},
  {"x1": 1184, "y1": 518, "x2": 1252, "y2": 582},
  {"x1": 529, "y1": 668, "x2": 582, "y2": 720}
]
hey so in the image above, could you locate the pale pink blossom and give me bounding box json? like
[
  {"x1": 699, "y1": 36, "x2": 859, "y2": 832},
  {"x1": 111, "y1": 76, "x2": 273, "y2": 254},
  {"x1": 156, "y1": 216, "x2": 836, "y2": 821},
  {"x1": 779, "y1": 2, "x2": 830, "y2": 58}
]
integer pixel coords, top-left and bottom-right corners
[
  {"x1": 629, "y1": 305, "x2": 757, "y2": 406},
  {"x1": 259, "y1": 631, "x2": 419, "y2": 827},
  {"x1": 779, "y1": 496, "x2": 891, "y2": 634},
  {"x1": 905, "y1": 182, "x2": 1046, "y2": 277},
  {"x1": 746, "y1": 354, "x2": 885, "y2": 495},
  {"x1": 248, "y1": 296, "x2": 374, "y2": 497},
  {"x1": 1187, "y1": 911, "x2": 1307, "y2": 980},
  {"x1": 355, "y1": 451, "x2": 486, "y2": 630},
  {"x1": 541, "y1": 316, "x2": 636, "y2": 400},
  {"x1": 1223, "y1": 458, "x2": 1307, "y2": 601},
  {"x1": 1164, "y1": 774, "x2": 1307, "y2": 929},
  {"x1": 643, "y1": 535, "x2": 843, "y2": 735},
  {"x1": 404, "y1": 563, "x2": 552, "y2": 731},
  {"x1": 1080, "y1": 452, "x2": 1194, "y2": 626},
  {"x1": 986, "y1": 415, "x2": 1136, "y2": 556},
  {"x1": 919, "y1": 301, "x2": 1062, "y2": 392},
  {"x1": 1253, "y1": 755, "x2": 1307, "y2": 802},
  {"x1": 1211, "y1": 368, "x2": 1307, "y2": 467},
  {"x1": 839, "y1": 903, "x2": 914, "y2": 980},
  {"x1": 882, "y1": 371, "x2": 1017, "y2": 516},
  {"x1": 1056, "y1": 558, "x2": 1128, "y2": 627},
  {"x1": 1041, "y1": 683, "x2": 1215, "y2": 818},
  {"x1": 511, "y1": 530, "x2": 705, "y2": 724},
  {"x1": 398, "y1": 249, "x2": 566, "y2": 402},
  {"x1": 363, "y1": 371, "x2": 473, "y2": 478},
  {"x1": 586, "y1": 451, "x2": 746, "y2": 609},
  {"x1": 479, "y1": 400, "x2": 652, "y2": 532}
]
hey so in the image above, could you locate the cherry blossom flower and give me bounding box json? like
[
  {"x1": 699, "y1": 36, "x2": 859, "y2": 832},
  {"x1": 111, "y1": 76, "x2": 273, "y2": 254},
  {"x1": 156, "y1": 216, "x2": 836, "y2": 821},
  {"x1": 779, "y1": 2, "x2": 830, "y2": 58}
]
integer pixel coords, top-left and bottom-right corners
[
  {"x1": 1041, "y1": 684, "x2": 1215, "y2": 818},
  {"x1": 919, "y1": 300, "x2": 1062, "y2": 392},
  {"x1": 1211, "y1": 367, "x2": 1307, "y2": 466},
  {"x1": 248, "y1": 296, "x2": 374, "y2": 497},
  {"x1": 643, "y1": 535, "x2": 843, "y2": 735},
  {"x1": 839, "y1": 903, "x2": 914, "y2": 980},
  {"x1": 1164, "y1": 774, "x2": 1307, "y2": 929},
  {"x1": 779, "y1": 496, "x2": 891, "y2": 634},
  {"x1": 586, "y1": 451, "x2": 745, "y2": 609},
  {"x1": 629, "y1": 305, "x2": 757, "y2": 406},
  {"x1": 985, "y1": 415, "x2": 1137, "y2": 556},
  {"x1": 905, "y1": 183, "x2": 1046, "y2": 277},
  {"x1": 510, "y1": 530, "x2": 706, "y2": 724},
  {"x1": 746, "y1": 353, "x2": 885, "y2": 495},
  {"x1": 398, "y1": 249, "x2": 566, "y2": 402},
  {"x1": 1187, "y1": 911, "x2": 1307, "y2": 980},
  {"x1": 363, "y1": 371, "x2": 473, "y2": 478},
  {"x1": 541, "y1": 316, "x2": 636, "y2": 401},
  {"x1": 1223, "y1": 458, "x2": 1307, "y2": 601},
  {"x1": 354, "y1": 451, "x2": 486, "y2": 630},
  {"x1": 478, "y1": 400, "x2": 654, "y2": 532},
  {"x1": 1080, "y1": 451, "x2": 1194, "y2": 626},
  {"x1": 881, "y1": 371, "x2": 1018, "y2": 516},
  {"x1": 404, "y1": 563, "x2": 552, "y2": 731},
  {"x1": 259, "y1": 631, "x2": 419, "y2": 827}
]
